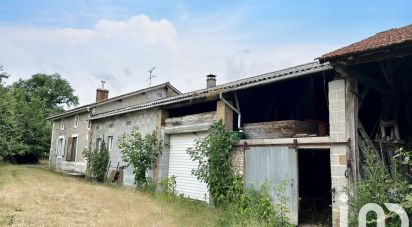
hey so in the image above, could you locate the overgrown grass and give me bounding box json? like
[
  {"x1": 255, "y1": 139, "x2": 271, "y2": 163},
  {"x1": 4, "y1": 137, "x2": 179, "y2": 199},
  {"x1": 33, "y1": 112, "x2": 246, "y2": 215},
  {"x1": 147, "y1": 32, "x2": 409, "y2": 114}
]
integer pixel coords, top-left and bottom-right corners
[{"x1": 0, "y1": 163, "x2": 219, "y2": 226}]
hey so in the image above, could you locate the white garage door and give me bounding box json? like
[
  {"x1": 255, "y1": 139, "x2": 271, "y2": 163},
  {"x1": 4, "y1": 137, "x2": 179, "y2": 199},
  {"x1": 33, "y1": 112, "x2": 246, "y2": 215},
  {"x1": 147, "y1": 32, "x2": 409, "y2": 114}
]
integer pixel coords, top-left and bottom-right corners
[{"x1": 168, "y1": 132, "x2": 209, "y2": 202}]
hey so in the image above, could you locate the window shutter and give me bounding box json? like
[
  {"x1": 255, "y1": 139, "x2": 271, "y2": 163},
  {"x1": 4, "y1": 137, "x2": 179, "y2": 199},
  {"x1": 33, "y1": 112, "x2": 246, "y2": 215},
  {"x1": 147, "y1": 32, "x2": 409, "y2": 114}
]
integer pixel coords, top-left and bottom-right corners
[
  {"x1": 66, "y1": 137, "x2": 73, "y2": 161},
  {"x1": 56, "y1": 139, "x2": 59, "y2": 156}
]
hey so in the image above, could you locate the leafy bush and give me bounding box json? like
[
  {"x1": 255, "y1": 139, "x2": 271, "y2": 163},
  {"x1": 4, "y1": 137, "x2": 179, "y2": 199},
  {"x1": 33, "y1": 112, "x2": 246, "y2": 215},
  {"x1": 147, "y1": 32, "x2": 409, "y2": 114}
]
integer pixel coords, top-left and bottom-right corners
[
  {"x1": 219, "y1": 180, "x2": 292, "y2": 227},
  {"x1": 119, "y1": 129, "x2": 160, "y2": 188},
  {"x1": 187, "y1": 120, "x2": 240, "y2": 206},
  {"x1": 188, "y1": 121, "x2": 291, "y2": 226},
  {"x1": 83, "y1": 140, "x2": 110, "y2": 182},
  {"x1": 347, "y1": 148, "x2": 412, "y2": 226},
  {"x1": 236, "y1": 183, "x2": 277, "y2": 225}
]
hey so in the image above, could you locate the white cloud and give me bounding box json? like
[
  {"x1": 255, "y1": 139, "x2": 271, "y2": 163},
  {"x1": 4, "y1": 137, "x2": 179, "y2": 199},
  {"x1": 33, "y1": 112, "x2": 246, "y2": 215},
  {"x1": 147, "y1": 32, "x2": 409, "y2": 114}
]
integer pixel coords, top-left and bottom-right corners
[{"x1": 0, "y1": 14, "x2": 338, "y2": 106}]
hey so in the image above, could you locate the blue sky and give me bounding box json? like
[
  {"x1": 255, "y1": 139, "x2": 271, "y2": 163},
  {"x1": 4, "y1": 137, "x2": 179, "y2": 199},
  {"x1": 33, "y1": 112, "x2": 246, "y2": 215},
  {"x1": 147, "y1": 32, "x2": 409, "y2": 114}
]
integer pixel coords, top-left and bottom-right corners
[{"x1": 0, "y1": 0, "x2": 411, "y2": 105}]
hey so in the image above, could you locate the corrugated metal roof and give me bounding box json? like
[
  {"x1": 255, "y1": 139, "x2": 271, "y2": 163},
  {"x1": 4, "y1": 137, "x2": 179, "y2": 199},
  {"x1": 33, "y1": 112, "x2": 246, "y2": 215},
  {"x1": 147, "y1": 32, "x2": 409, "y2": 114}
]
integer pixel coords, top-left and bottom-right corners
[
  {"x1": 46, "y1": 104, "x2": 91, "y2": 120},
  {"x1": 90, "y1": 82, "x2": 181, "y2": 108},
  {"x1": 90, "y1": 61, "x2": 332, "y2": 120},
  {"x1": 47, "y1": 82, "x2": 181, "y2": 120}
]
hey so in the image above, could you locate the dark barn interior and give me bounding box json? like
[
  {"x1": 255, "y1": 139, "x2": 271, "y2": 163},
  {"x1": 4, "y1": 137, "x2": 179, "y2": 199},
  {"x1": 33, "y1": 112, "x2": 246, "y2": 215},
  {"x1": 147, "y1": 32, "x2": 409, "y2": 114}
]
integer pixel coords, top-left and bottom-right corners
[
  {"x1": 230, "y1": 72, "x2": 334, "y2": 133},
  {"x1": 352, "y1": 55, "x2": 412, "y2": 177},
  {"x1": 298, "y1": 149, "x2": 332, "y2": 225},
  {"x1": 167, "y1": 100, "x2": 217, "y2": 118}
]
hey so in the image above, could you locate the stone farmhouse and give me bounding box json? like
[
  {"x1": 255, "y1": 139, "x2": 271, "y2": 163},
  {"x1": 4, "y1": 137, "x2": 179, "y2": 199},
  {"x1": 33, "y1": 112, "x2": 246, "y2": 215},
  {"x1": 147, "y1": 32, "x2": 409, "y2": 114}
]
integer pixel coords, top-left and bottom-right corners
[{"x1": 48, "y1": 24, "x2": 412, "y2": 226}]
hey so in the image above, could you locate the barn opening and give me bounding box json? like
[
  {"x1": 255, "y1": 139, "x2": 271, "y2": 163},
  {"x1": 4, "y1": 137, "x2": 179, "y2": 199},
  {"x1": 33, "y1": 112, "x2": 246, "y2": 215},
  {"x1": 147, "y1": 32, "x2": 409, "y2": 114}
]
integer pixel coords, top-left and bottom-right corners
[
  {"x1": 298, "y1": 149, "x2": 332, "y2": 225},
  {"x1": 351, "y1": 56, "x2": 412, "y2": 177},
  {"x1": 226, "y1": 72, "x2": 334, "y2": 136},
  {"x1": 167, "y1": 100, "x2": 216, "y2": 118}
]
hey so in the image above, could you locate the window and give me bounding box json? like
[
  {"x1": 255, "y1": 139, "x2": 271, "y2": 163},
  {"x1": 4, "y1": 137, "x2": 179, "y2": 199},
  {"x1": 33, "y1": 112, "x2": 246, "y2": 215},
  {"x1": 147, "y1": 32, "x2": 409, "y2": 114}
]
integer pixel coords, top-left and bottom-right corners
[
  {"x1": 74, "y1": 115, "x2": 79, "y2": 128},
  {"x1": 66, "y1": 136, "x2": 78, "y2": 162},
  {"x1": 56, "y1": 137, "x2": 65, "y2": 156},
  {"x1": 126, "y1": 120, "x2": 132, "y2": 126},
  {"x1": 108, "y1": 136, "x2": 113, "y2": 151},
  {"x1": 96, "y1": 138, "x2": 102, "y2": 150},
  {"x1": 60, "y1": 119, "x2": 65, "y2": 130}
]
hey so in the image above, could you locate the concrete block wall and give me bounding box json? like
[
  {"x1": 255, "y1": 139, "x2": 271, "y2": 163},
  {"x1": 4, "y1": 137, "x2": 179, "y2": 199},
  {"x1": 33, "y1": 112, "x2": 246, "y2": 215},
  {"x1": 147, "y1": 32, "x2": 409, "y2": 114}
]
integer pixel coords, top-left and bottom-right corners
[
  {"x1": 329, "y1": 79, "x2": 346, "y2": 142},
  {"x1": 216, "y1": 100, "x2": 233, "y2": 130},
  {"x1": 92, "y1": 108, "x2": 159, "y2": 186},
  {"x1": 328, "y1": 79, "x2": 350, "y2": 226}
]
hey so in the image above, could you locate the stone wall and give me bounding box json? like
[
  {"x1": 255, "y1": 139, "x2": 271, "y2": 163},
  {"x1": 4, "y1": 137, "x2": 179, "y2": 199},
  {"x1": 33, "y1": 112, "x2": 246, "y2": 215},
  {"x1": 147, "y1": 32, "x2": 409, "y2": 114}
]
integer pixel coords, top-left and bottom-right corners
[
  {"x1": 233, "y1": 147, "x2": 244, "y2": 175},
  {"x1": 49, "y1": 112, "x2": 90, "y2": 173}
]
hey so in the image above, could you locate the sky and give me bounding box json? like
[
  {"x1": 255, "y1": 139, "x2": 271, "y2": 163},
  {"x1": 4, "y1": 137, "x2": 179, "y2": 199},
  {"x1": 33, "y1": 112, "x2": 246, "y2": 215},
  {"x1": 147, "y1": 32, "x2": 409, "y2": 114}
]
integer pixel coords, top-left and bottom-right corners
[{"x1": 0, "y1": 0, "x2": 411, "y2": 106}]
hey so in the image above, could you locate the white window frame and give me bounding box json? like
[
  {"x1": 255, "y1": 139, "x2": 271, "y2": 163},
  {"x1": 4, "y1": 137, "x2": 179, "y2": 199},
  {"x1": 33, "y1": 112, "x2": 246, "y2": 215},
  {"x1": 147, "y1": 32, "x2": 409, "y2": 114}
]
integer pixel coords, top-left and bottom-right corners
[
  {"x1": 71, "y1": 134, "x2": 79, "y2": 162},
  {"x1": 108, "y1": 136, "x2": 114, "y2": 151},
  {"x1": 74, "y1": 115, "x2": 79, "y2": 128},
  {"x1": 60, "y1": 119, "x2": 65, "y2": 130},
  {"x1": 56, "y1": 135, "x2": 65, "y2": 157}
]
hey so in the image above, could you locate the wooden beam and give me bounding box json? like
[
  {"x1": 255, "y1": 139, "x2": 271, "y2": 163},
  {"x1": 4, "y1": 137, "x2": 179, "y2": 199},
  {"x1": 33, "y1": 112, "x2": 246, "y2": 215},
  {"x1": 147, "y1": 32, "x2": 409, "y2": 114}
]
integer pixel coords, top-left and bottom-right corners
[
  {"x1": 345, "y1": 77, "x2": 360, "y2": 182},
  {"x1": 335, "y1": 65, "x2": 390, "y2": 97},
  {"x1": 358, "y1": 86, "x2": 370, "y2": 110},
  {"x1": 331, "y1": 43, "x2": 412, "y2": 66}
]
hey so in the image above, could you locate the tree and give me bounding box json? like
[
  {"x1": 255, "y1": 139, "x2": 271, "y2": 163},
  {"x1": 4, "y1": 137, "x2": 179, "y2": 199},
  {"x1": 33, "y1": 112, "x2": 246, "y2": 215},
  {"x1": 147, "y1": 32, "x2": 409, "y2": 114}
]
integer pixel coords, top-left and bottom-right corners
[
  {"x1": 12, "y1": 73, "x2": 79, "y2": 111},
  {"x1": 0, "y1": 66, "x2": 9, "y2": 85},
  {"x1": 0, "y1": 72, "x2": 79, "y2": 162},
  {"x1": 0, "y1": 66, "x2": 13, "y2": 159},
  {"x1": 5, "y1": 87, "x2": 52, "y2": 161}
]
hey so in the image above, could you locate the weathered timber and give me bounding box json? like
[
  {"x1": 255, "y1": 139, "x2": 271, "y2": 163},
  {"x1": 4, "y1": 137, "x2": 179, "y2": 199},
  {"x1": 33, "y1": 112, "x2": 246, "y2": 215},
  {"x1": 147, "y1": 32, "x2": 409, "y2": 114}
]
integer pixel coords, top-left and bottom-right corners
[
  {"x1": 243, "y1": 120, "x2": 317, "y2": 139},
  {"x1": 165, "y1": 111, "x2": 216, "y2": 127}
]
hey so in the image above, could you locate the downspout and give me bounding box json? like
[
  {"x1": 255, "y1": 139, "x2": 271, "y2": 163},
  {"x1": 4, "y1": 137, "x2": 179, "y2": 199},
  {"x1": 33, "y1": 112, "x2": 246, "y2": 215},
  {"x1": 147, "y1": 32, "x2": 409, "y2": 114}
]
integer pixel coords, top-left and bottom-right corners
[{"x1": 219, "y1": 93, "x2": 242, "y2": 132}]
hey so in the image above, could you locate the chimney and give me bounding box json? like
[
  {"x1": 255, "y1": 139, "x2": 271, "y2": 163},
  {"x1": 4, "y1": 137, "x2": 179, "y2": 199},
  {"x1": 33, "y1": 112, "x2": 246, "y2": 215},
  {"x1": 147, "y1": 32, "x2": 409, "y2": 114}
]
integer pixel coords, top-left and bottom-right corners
[
  {"x1": 96, "y1": 81, "x2": 109, "y2": 102},
  {"x1": 206, "y1": 74, "x2": 216, "y2": 88}
]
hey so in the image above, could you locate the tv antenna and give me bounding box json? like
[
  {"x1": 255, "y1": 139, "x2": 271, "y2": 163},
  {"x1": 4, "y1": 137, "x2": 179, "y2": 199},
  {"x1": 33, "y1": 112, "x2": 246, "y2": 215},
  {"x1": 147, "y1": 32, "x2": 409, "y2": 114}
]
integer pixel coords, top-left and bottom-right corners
[{"x1": 147, "y1": 67, "x2": 156, "y2": 87}]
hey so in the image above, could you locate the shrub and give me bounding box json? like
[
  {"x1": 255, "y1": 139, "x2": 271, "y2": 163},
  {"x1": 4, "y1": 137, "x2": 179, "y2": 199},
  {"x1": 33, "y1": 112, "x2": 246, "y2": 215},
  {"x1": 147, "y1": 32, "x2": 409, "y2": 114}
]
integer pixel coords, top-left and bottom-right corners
[
  {"x1": 119, "y1": 129, "x2": 160, "y2": 188},
  {"x1": 83, "y1": 140, "x2": 110, "y2": 182},
  {"x1": 187, "y1": 121, "x2": 292, "y2": 226},
  {"x1": 347, "y1": 148, "x2": 411, "y2": 226},
  {"x1": 159, "y1": 175, "x2": 177, "y2": 195},
  {"x1": 187, "y1": 120, "x2": 240, "y2": 206},
  {"x1": 219, "y1": 180, "x2": 292, "y2": 227}
]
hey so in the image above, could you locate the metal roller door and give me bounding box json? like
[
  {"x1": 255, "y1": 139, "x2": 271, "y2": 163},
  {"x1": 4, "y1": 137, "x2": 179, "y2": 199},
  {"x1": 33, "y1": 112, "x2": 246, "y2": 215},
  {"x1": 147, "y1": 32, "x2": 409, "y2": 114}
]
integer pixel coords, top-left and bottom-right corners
[{"x1": 168, "y1": 132, "x2": 209, "y2": 202}]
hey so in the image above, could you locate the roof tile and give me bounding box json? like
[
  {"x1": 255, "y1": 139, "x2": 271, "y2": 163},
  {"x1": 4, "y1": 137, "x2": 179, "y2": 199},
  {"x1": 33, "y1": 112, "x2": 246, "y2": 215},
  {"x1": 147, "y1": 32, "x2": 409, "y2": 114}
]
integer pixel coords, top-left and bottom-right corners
[{"x1": 321, "y1": 24, "x2": 412, "y2": 61}]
